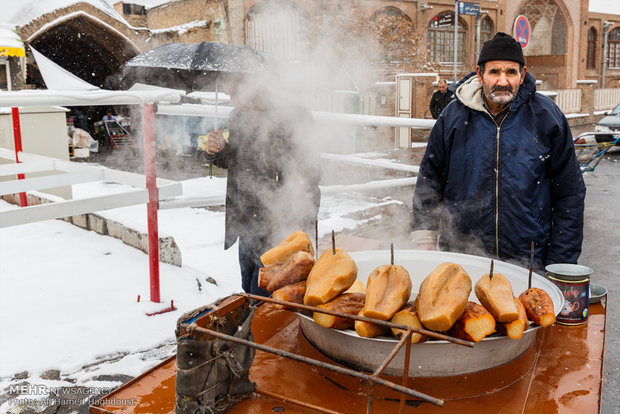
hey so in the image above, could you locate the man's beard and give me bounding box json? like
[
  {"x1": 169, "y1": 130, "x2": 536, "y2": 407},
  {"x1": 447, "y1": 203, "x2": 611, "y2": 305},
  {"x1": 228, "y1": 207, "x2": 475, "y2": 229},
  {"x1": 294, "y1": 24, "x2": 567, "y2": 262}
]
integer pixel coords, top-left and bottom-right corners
[{"x1": 485, "y1": 84, "x2": 516, "y2": 106}]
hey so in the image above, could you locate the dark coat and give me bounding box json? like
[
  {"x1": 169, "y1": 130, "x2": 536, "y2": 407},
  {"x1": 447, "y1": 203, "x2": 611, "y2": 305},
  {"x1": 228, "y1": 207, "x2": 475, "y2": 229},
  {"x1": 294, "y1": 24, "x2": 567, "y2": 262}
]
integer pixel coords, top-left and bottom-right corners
[
  {"x1": 213, "y1": 102, "x2": 321, "y2": 252},
  {"x1": 429, "y1": 89, "x2": 454, "y2": 119},
  {"x1": 412, "y1": 71, "x2": 585, "y2": 268}
]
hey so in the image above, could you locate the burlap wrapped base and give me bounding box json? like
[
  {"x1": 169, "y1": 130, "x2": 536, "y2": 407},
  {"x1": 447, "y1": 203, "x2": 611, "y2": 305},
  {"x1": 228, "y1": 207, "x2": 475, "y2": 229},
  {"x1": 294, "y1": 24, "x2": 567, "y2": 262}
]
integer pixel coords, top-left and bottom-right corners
[{"x1": 175, "y1": 300, "x2": 257, "y2": 414}]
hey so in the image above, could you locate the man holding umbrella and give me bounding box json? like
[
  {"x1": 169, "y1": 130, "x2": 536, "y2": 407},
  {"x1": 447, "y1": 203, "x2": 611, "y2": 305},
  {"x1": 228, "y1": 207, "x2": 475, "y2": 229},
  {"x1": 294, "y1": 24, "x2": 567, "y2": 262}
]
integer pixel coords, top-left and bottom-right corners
[{"x1": 206, "y1": 76, "x2": 321, "y2": 296}]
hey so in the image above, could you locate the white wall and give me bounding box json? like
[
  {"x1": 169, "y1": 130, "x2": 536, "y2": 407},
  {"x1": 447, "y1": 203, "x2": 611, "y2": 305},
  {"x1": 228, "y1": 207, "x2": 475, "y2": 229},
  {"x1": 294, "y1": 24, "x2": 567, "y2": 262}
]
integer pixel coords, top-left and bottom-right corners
[{"x1": 0, "y1": 106, "x2": 72, "y2": 199}]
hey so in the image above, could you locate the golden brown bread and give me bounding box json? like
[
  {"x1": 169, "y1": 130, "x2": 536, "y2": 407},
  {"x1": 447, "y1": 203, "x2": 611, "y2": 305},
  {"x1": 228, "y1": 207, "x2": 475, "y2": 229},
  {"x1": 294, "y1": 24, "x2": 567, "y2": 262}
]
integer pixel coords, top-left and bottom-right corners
[
  {"x1": 518, "y1": 288, "x2": 556, "y2": 327},
  {"x1": 304, "y1": 249, "x2": 357, "y2": 306},
  {"x1": 390, "y1": 302, "x2": 426, "y2": 343},
  {"x1": 272, "y1": 280, "x2": 307, "y2": 311},
  {"x1": 260, "y1": 230, "x2": 314, "y2": 267},
  {"x1": 260, "y1": 251, "x2": 315, "y2": 292},
  {"x1": 344, "y1": 279, "x2": 365, "y2": 294},
  {"x1": 354, "y1": 309, "x2": 389, "y2": 338},
  {"x1": 416, "y1": 262, "x2": 472, "y2": 331},
  {"x1": 362, "y1": 264, "x2": 412, "y2": 321},
  {"x1": 474, "y1": 272, "x2": 519, "y2": 322},
  {"x1": 313, "y1": 293, "x2": 365, "y2": 330},
  {"x1": 497, "y1": 298, "x2": 529, "y2": 339},
  {"x1": 447, "y1": 301, "x2": 496, "y2": 342}
]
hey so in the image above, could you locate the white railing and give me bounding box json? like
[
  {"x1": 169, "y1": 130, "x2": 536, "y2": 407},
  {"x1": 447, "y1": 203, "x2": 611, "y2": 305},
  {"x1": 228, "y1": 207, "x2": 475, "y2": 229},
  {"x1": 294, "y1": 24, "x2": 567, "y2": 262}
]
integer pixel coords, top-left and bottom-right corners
[
  {"x1": 594, "y1": 88, "x2": 620, "y2": 111},
  {"x1": 554, "y1": 89, "x2": 582, "y2": 113},
  {"x1": 303, "y1": 91, "x2": 361, "y2": 114},
  {"x1": 0, "y1": 149, "x2": 182, "y2": 228}
]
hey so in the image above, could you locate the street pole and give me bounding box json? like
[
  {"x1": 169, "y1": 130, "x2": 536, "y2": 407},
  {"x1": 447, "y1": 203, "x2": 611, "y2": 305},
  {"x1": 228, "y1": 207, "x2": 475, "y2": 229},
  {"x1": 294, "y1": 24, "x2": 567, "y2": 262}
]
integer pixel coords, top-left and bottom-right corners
[
  {"x1": 454, "y1": 1, "x2": 459, "y2": 83},
  {"x1": 11, "y1": 107, "x2": 27, "y2": 207},
  {"x1": 476, "y1": 13, "x2": 481, "y2": 63},
  {"x1": 602, "y1": 21, "x2": 613, "y2": 88},
  {"x1": 143, "y1": 103, "x2": 161, "y2": 303}
]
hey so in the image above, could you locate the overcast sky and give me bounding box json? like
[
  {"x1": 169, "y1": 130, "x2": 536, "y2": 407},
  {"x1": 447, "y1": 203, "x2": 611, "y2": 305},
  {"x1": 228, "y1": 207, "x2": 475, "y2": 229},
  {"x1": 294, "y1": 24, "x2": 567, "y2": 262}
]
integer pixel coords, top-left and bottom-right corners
[{"x1": 588, "y1": 0, "x2": 620, "y2": 15}]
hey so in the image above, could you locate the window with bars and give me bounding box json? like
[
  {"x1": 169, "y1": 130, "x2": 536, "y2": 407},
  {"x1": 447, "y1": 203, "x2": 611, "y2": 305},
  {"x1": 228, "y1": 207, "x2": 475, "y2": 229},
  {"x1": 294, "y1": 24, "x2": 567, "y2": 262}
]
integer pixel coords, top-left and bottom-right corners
[
  {"x1": 587, "y1": 27, "x2": 596, "y2": 69},
  {"x1": 609, "y1": 28, "x2": 620, "y2": 69},
  {"x1": 427, "y1": 14, "x2": 465, "y2": 64},
  {"x1": 480, "y1": 16, "x2": 493, "y2": 49},
  {"x1": 551, "y1": 10, "x2": 566, "y2": 54}
]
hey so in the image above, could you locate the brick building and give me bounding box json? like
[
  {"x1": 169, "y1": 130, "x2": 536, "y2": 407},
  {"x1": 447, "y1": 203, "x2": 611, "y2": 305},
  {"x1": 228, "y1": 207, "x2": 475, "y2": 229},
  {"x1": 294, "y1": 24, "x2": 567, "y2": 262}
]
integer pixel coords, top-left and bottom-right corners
[{"x1": 7, "y1": 0, "x2": 620, "y2": 117}]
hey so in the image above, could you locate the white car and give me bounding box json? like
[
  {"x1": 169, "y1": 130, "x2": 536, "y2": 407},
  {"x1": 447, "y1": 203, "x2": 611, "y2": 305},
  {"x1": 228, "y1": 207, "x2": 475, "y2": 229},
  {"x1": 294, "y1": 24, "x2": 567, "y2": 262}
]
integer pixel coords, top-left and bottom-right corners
[{"x1": 594, "y1": 103, "x2": 620, "y2": 145}]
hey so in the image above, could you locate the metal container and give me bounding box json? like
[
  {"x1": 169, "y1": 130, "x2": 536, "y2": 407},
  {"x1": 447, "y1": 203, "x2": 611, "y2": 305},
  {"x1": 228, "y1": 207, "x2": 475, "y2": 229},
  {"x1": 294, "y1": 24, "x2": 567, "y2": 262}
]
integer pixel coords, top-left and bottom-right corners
[
  {"x1": 545, "y1": 263, "x2": 593, "y2": 326},
  {"x1": 298, "y1": 250, "x2": 563, "y2": 377}
]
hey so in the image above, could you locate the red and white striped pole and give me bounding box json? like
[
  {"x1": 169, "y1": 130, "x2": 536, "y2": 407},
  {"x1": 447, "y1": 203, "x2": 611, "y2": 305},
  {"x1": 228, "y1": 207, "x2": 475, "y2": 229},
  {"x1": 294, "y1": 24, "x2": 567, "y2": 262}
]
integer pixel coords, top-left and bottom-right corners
[
  {"x1": 11, "y1": 107, "x2": 28, "y2": 207},
  {"x1": 143, "y1": 103, "x2": 160, "y2": 303}
]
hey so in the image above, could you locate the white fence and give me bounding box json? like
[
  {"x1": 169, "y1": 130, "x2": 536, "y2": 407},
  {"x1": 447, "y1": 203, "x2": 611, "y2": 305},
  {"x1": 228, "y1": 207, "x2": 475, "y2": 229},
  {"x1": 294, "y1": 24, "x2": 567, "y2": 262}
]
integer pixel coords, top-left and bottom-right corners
[
  {"x1": 554, "y1": 89, "x2": 582, "y2": 113},
  {"x1": 594, "y1": 88, "x2": 620, "y2": 111},
  {"x1": 552, "y1": 88, "x2": 620, "y2": 114},
  {"x1": 309, "y1": 87, "x2": 619, "y2": 117}
]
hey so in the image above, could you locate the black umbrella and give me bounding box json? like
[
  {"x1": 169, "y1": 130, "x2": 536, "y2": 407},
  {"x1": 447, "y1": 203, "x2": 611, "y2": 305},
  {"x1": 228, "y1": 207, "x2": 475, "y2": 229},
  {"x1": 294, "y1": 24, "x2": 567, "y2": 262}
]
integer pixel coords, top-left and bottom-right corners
[{"x1": 120, "y1": 41, "x2": 272, "y2": 92}]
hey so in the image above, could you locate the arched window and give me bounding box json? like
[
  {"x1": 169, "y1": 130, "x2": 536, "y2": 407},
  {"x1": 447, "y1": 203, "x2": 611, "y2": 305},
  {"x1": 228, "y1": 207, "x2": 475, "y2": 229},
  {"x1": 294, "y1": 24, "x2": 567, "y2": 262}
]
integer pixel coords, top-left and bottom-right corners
[
  {"x1": 587, "y1": 27, "x2": 597, "y2": 69},
  {"x1": 517, "y1": 0, "x2": 567, "y2": 57},
  {"x1": 551, "y1": 10, "x2": 566, "y2": 54},
  {"x1": 246, "y1": 0, "x2": 310, "y2": 62},
  {"x1": 427, "y1": 13, "x2": 466, "y2": 64},
  {"x1": 480, "y1": 16, "x2": 493, "y2": 49},
  {"x1": 609, "y1": 28, "x2": 620, "y2": 69}
]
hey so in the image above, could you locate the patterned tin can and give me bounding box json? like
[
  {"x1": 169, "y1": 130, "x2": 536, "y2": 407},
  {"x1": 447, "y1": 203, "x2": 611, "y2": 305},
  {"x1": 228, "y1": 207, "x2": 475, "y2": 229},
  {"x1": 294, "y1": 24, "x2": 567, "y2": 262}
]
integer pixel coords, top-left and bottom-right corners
[{"x1": 545, "y1": 264, "x2": 593, "y2": 325}]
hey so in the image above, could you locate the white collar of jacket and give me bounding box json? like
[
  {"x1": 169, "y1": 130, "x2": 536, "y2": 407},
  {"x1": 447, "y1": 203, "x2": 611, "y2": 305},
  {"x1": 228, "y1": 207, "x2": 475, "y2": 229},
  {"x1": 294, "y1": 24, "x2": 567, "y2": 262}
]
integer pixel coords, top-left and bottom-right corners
[{"x1": 455, "y1": 75, "x2": 487, "y2": 113}]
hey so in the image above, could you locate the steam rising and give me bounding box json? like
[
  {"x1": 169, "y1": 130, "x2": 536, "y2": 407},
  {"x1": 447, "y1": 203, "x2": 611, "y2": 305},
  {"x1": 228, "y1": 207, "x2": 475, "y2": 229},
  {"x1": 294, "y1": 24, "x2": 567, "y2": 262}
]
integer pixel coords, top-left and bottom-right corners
[{"x1": 117, "y1": 2, "x2": 435, "y2": 252}]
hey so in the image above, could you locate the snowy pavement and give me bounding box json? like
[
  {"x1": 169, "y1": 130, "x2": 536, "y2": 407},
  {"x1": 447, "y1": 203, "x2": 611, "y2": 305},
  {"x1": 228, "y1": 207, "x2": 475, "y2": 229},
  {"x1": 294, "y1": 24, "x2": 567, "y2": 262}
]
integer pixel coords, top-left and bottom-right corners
[{"x1": 0, "y1": 166, "x2": 410, "y2": 413}]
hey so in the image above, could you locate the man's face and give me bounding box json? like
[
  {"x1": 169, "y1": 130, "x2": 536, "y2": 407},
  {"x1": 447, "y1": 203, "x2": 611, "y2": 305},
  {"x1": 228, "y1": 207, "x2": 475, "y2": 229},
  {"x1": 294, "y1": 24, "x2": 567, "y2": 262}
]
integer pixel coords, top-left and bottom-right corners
[
  {"x1": 476, "y1": 60, "x2": 526, "y2": 107},
  {"x1": 438, "y1": 82, "x2": 448, "y2": 93}
]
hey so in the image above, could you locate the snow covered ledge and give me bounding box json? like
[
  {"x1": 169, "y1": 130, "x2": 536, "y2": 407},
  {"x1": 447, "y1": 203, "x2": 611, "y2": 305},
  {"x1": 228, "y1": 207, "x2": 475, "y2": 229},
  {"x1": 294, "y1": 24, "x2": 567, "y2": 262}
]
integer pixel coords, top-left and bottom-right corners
[{"x1": 1, "y1": 191, "x2": 182, "y2": 266}]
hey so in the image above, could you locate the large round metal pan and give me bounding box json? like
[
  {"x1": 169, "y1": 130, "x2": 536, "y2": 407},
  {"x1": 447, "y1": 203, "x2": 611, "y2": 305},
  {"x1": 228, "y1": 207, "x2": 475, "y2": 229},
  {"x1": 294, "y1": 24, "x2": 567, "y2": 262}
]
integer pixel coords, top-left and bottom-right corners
[{"x1": 297, "y1": 250, "x2": 563, "y2": 377}]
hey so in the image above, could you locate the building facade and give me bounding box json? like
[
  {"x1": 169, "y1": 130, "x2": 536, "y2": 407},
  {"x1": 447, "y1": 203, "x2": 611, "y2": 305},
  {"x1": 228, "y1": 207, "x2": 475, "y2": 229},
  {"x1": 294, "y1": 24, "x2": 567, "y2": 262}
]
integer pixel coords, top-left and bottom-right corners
[{"x1": 8, "y1": 1, "x2": 620, "y2": 107}]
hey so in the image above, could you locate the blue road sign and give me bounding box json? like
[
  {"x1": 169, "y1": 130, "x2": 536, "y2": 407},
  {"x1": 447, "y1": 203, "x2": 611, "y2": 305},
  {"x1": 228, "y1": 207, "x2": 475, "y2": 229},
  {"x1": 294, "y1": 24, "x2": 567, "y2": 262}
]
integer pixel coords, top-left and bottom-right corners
[
  {"x1": 514, "y1": 15, "x2": 530, "y2": 48},
  {"x1": 458, "y1": 2, "x2": 480, "y2": 16}
]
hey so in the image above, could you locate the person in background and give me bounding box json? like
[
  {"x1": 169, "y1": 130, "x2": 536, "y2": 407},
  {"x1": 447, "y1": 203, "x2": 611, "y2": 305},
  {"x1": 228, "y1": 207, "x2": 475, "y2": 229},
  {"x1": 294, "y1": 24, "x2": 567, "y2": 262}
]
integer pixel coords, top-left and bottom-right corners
[
  {"x1": 103, "y1": 109, "x2": 116, "y2": 121},
  {"x1": 205, "y1": 77, "x2": 321, "y2": 296},
  {"x1": 429, "y1": 79, "x2": 454, "y2": 119},
  {"x1": 411, "y1": 32, "x2": 585, "y2": 270}
]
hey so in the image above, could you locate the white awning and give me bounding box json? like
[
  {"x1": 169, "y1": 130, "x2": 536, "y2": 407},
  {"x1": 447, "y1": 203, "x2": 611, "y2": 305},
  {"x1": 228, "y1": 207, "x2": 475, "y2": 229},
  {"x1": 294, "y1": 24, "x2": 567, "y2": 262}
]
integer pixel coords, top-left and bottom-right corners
[{"x1": 30, "y1": 46, "x2": 98, "y2": 91}]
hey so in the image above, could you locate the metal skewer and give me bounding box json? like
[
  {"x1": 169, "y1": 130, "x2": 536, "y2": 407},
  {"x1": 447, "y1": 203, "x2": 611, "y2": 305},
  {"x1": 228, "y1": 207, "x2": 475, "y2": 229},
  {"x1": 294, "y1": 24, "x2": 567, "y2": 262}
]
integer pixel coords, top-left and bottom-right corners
[
  {"x1": 528, "y1": 241, "x2": 535, "y2": 289},
  {"x1": 315, "y1": 220, "x2": 318, "y2": 260}
]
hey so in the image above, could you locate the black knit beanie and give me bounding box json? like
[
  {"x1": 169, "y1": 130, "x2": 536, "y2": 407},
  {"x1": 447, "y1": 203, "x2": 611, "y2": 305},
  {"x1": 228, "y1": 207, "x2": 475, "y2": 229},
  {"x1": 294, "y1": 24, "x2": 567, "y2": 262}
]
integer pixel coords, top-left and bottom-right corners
[{"x1": 477, "y1": 32, "x2": 525, "y2": 66}]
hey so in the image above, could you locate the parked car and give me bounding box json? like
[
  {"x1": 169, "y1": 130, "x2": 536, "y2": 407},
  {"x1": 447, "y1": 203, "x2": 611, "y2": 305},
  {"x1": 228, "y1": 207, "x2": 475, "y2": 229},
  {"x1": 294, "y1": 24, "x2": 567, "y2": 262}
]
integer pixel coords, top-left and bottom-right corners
[{"x1": 594, "y1": 103, "x2": 620, "y2": 145}]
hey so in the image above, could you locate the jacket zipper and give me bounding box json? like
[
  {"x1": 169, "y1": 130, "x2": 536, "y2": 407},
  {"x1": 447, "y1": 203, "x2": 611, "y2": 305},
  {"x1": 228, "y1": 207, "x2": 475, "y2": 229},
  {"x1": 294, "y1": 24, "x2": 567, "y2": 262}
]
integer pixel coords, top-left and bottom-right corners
[
  {"x1": 494, "y1": 125, "x2": 500, "y2": 257},
  {"x1": 493, "y1": 113, "x2": 509, "y2": 258}
]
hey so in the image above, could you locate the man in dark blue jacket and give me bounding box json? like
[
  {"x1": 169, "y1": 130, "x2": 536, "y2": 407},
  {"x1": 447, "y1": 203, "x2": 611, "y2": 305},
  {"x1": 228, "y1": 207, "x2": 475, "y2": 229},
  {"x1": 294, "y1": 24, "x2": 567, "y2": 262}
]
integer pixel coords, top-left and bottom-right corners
[{"x1": 412, "y1": 32, "x2": 585, "y2": 269}]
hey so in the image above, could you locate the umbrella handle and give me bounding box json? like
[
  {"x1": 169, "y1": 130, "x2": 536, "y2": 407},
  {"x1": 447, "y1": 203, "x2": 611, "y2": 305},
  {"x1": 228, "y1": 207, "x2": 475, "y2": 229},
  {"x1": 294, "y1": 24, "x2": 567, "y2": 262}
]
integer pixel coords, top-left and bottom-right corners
[{"x1": 214, "y1": 82, "x2": 218, "y2": 131}]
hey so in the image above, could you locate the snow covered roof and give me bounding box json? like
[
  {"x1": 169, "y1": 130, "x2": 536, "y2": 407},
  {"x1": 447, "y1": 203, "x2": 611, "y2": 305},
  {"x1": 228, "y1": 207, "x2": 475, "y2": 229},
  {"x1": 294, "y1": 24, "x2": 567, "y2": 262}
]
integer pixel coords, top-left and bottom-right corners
[{"x1": 0, "y1": 0, "x2": 128, "y2": 27}]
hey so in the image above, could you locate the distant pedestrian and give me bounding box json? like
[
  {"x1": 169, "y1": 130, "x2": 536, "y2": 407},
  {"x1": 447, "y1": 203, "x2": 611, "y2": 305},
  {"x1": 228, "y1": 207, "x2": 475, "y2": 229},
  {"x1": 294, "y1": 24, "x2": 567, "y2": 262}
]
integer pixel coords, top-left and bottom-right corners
[
  {"x1": 429, "y1": 79, "x2": 454, "y2": 119},
  {"x1": 102, "y1": 110, "x2": 116, "y2": 121}
]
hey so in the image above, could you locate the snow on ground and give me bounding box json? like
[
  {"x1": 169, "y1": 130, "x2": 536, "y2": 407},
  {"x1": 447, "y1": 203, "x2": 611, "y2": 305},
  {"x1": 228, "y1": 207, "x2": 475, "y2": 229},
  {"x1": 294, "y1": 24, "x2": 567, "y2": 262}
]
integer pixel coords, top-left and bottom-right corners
[{"x1": 0, "y1": 172, "x2": 403, "y2": 410}]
